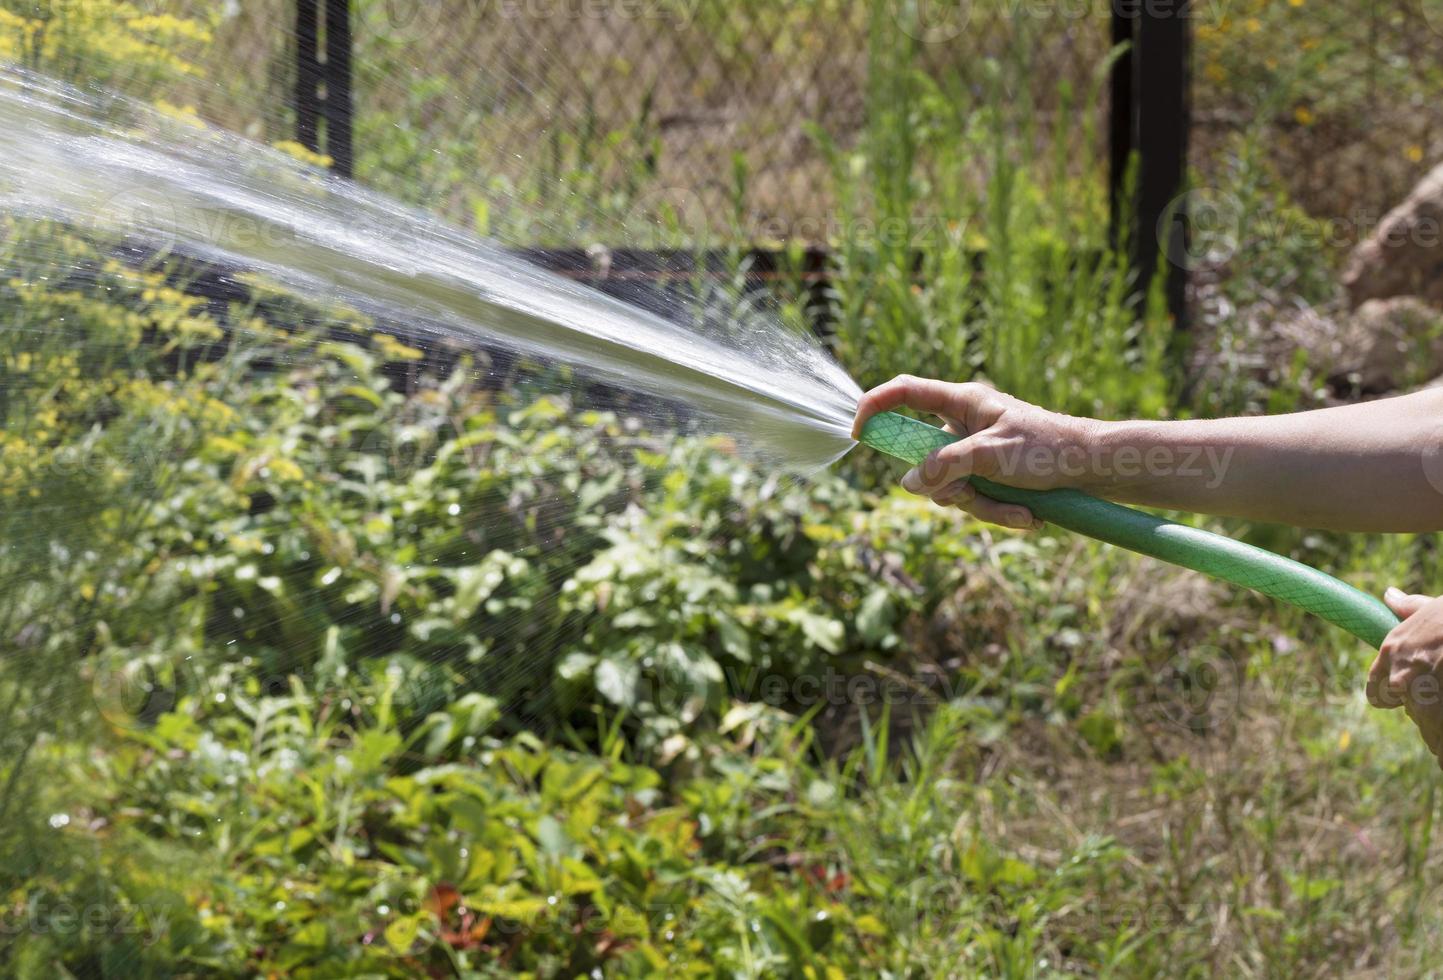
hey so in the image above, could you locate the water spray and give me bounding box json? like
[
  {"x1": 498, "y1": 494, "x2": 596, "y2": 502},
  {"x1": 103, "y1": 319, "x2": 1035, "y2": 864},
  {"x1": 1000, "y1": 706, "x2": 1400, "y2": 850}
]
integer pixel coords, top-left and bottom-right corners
[
  {"x1": 0, "y1": 71, "x2": 1398, "y2": 649},
  {"x1": 859, "y1": 412, "x2": 1400, "y2": 648}
]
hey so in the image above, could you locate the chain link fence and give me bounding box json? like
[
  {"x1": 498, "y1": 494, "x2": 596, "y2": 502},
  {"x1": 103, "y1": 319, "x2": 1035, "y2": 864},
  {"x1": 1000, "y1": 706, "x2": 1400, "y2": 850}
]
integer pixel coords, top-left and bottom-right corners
[
  {"x1": 338, "y1": 0, "x2": 1438, "y2": 249},
  {"x1": 342, "y1": 0, "x2": 1110, "y2": 243},
  {"x1": 23, "y1": 1, "x2": 1440, "y2": 250}
]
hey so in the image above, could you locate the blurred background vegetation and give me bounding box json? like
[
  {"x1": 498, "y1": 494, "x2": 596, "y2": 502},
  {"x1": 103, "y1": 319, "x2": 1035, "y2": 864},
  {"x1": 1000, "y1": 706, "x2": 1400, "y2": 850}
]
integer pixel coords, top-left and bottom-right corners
[{"x1": 3, "y1": 0, "x2": 1443, "y2": 976}]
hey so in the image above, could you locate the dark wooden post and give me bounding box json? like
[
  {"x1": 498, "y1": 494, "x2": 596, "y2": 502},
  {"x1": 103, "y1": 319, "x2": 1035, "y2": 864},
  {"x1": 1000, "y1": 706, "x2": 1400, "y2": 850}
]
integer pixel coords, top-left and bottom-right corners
[
  {"x1": 1132, "y1": 2, "x2": 1191, "y2": 330},
  {"x1": 293, "y1": 0, "x2": 353, "y2": 178}
]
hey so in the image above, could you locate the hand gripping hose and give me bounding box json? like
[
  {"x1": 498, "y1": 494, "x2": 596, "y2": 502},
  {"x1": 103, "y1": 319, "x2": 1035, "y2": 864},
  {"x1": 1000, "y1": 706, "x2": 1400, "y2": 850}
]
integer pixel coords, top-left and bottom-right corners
[{"x1": 859, "y1": 412, "x2": 1400, "y2": 648}]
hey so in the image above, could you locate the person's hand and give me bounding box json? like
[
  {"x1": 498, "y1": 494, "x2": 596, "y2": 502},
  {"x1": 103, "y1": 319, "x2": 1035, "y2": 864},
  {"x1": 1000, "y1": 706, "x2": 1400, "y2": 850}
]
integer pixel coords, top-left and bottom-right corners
[
  {"x1": 852, "y1": 376, "x2": 1100, "y2": 530},
  {"x1": 1367, "y1": 589, "x2": 1443, "y2": 770}
]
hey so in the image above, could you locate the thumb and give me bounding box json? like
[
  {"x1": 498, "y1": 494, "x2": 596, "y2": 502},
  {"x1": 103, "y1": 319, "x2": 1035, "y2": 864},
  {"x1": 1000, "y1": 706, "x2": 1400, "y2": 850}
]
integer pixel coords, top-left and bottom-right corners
[{"x1": 1385, "y1": 587, "x2": 1433, "y2": 619}]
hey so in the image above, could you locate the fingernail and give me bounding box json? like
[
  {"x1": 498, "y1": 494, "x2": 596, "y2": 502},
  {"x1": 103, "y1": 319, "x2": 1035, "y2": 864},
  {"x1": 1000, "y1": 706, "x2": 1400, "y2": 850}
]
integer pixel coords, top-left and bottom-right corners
[
  {"x1": 1386, "y1": 587, "x2": 1405, "y2": 602},
  {"x1": 901, "y1": 468, "x2": 921, "y2": 493},
  {"x1": 1006, "y1": 510, "x2": 1032, "y2": 529},
  {"x1": 1031, "y1": 519, "x2": 1046, "y2": 531}
]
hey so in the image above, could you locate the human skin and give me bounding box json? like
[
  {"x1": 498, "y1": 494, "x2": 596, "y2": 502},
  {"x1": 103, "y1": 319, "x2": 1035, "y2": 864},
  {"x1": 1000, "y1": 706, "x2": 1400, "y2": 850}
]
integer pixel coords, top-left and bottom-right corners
[{"x1": 852, "y1": 376, "x2": 1443, "y2": 767}]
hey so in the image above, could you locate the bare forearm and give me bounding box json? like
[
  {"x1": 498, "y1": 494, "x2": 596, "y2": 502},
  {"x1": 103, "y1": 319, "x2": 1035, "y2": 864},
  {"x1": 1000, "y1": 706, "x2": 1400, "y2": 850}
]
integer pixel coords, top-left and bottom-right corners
[{"x1": 1080, "y1": 389, "x2": 1443, "y2": 532}]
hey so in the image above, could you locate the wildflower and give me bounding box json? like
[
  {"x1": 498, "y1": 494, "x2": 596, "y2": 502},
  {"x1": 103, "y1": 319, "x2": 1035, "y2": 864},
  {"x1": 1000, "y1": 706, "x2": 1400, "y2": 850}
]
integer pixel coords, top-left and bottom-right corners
[
  {"x1": 273, "y1": 140, "x2": 334, "y2": 170},
  {"x1": 1407, "y1": 145, "x2": 1425, "y2": 164},
  {"x1": 154, "y1": 101, "x2": 207, "y2": 130},
  {"x1": 265, "y1": 458, "x2": 305, "y2": 484},
  {"x1": 373, "y1": 333, "x2": 425, "y2": 362},
  {"x1": 1293, "y1": 106, "x2": 1315, "y2": 126}
]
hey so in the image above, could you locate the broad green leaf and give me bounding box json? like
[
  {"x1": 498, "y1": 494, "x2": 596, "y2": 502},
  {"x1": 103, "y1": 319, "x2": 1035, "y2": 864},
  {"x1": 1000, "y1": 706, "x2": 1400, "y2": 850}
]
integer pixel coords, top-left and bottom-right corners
[
  {"x1": 595, "y1": 657, "x2": 641, "y2": 707},
  {"x1": 384, "y1": 913, "x2": 424, "y2": 955},
  {"x1": 856, "y1": 588, "x2": 895, "y2": 644}
]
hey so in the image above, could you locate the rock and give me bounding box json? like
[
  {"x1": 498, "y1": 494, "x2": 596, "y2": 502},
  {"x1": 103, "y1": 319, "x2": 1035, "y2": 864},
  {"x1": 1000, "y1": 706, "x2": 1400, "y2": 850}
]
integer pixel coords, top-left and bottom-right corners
[
  {"x1": 1259, "y1": 297, "x2": 1443, "y2": 396},
  {"x1": 1337, "y1": 297, "x2": 1443, "y2": 391},
  {"x1": 1342, "y1": 163, "x2": 1443, "y2": 309}
]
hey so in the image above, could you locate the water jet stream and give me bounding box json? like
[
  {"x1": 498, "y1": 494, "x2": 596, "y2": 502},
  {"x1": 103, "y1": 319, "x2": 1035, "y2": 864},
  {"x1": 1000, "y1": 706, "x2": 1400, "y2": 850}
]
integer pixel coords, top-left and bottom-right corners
[
  {"x1": 0, "y1": 69, "x2": 1395, "y2": 648},
  {"x1": 0, "y1": 68, "x2": 860, "y2": 469}
]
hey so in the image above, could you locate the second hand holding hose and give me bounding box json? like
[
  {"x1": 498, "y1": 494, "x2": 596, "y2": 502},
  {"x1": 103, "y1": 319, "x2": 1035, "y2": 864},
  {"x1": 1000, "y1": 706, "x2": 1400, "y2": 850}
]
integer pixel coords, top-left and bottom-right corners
[{"x1": 858, "y1": 412, "x2": 1400, "y2": 649}]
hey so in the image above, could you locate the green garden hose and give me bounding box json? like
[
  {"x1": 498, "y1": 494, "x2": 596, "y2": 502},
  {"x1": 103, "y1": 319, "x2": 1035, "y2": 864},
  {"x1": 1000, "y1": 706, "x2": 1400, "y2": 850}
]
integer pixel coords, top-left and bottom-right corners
[{"x1": 859, "y1": 412, "x2": 1400, "y2": 648}]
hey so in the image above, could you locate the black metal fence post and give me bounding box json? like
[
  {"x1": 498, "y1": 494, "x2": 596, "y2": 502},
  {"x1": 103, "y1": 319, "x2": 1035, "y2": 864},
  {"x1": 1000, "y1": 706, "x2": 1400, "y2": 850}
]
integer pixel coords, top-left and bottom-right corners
[
  {"x1": 295, "y1": 0, "x2": 321, "y2": 154},
  {"x1": 1108, "y1": 6, "x2": 1134, "y2": 248},
  {"x1": 1130, "y1": 1, "x2": 1192, "y2": 330},
  {"x1": 293, "y1": 0, "x2": 353, "y2": 178},
  {"x1": 324, "y1": 0, "x2": 354, "y2": 179}
]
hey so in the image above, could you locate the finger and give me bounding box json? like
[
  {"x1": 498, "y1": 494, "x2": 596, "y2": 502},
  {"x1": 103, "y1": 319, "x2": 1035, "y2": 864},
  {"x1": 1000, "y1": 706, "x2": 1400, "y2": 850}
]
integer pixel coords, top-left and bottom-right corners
[
  {"x1": 1425, "y1": 712, "x2": 1443, "y2": 761},
  {"x1": 901, "y1": 436, "x2": 995, "y2": 494},
  {"x1": 1405, "y1": 702, "x2": 1443, "y2": 758},
  {"x1": 1366, "y1": 648, "x2": 1399, "y2": 708},
  {"x1": 853, "y1": 376, "x2": 987, "y2": 439},
  {"x1": 1389, "y1": 664, "x2": 1418, "y2": 712},
  {"x1": 954, "y1": 492, "x2": 1039, "y2": 531},
  {"x1": 928, "y1": 480, "x2": 974, "y2": 507},
  {"x1": 1416, "y1": 678, "x2": 1443, "y2": 757},
  {"x1": 1384, "y1": 588, "x2": 1434, "y2": 620}
]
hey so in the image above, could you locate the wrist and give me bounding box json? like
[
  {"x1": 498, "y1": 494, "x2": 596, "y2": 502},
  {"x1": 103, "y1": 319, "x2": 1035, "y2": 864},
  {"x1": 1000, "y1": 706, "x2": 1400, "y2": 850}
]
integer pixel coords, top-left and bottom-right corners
[{"x1": 1063, "y1": 417, "x2": 1161, "y2": 496}]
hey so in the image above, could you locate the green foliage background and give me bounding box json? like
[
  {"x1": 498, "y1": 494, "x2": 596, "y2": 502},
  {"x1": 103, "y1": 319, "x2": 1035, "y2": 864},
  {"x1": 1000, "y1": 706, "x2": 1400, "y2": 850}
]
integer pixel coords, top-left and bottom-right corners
[{"x1": 2, "y1": 2, "x2": 1442, "y2": 978}]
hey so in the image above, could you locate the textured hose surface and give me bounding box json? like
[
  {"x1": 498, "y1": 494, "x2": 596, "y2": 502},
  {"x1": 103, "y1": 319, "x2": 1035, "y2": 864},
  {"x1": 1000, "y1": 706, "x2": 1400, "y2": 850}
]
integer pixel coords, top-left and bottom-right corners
[{"x1": 859, "y1": 412, "x2": 1400, "y2": 648}]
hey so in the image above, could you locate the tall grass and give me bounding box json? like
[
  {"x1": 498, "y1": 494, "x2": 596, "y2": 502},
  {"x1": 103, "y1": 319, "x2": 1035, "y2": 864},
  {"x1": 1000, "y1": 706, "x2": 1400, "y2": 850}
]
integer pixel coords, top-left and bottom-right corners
[{"x1": 823, "y1": 1, "x2": 1172, "y2": 420}]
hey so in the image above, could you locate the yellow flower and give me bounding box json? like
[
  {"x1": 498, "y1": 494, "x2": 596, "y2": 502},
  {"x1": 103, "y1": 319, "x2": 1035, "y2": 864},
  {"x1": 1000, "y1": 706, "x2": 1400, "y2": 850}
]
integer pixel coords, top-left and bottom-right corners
[
  {"x1": 1407, "y1": 145, "x2": 1425, "y2": 164},
  {"x1": 1204, "y1": 63, "x2": 1227, "y2": 83},
  {"x1": 154, "y1": 101, "x2": 206, "y2": 129},
  {"x1": 273, "y1": 140, "x2": 333, "y2": 170},
  {"x1": 265, "y1": 458, "x2": 305, "y2": 484},
  {"x1": 373, "y1": 333, "x2": 425, "y2": 362},
  {"x1": 1289, "y1": 0, "x2": 1304, "y2": 6},
  {"x1": 1245, "y1": 17, "x2": 1261, "y2": 32},
  {"x1": 1293, "y1": 106, "x2": 1315, "y2": 126}
]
